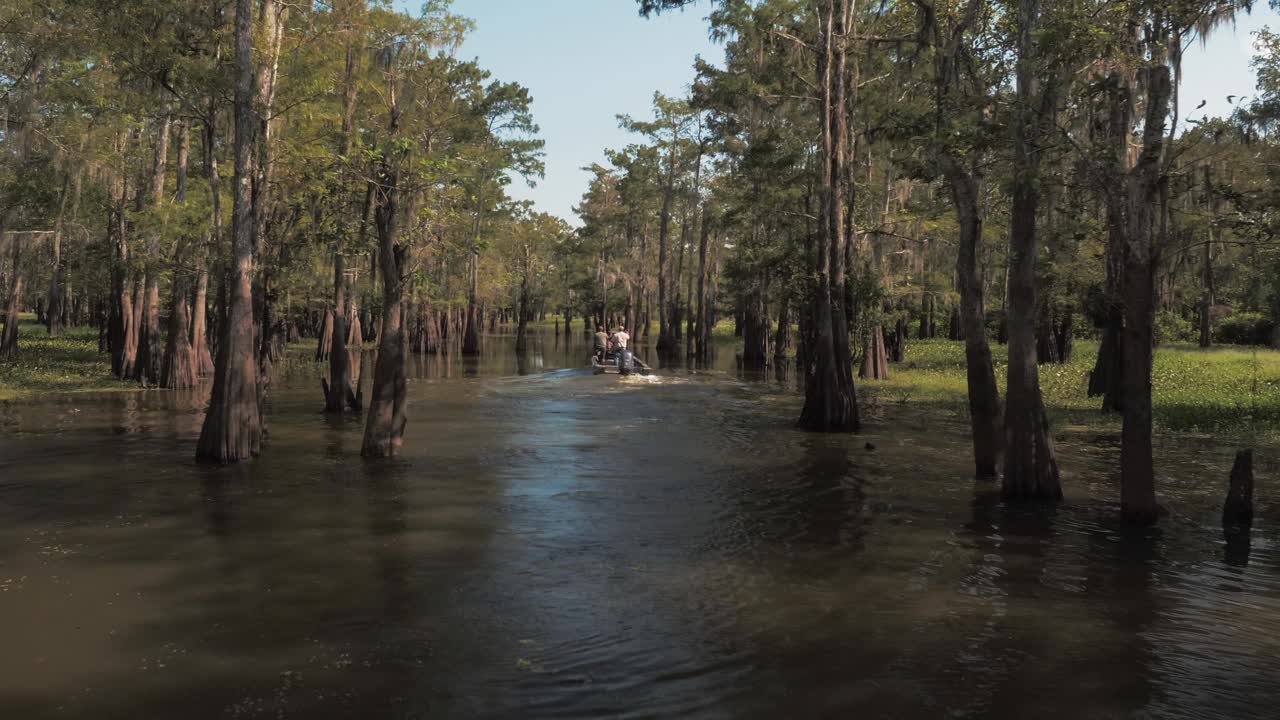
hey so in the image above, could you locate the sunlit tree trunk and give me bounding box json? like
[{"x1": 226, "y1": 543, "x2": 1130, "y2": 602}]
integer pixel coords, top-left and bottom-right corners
[
  {"x1": 799, "y1": 0, "x2": 858, "y2": 432},
  {"x1": 161, "y1": 120, "x2": 198, "y2": 389},
  {"x1": 109, "y1": 175, "x2": 138, "y2": 379},
  {"x1": 196, "y1": 0, "x2": 265, "y2": 463},
  {"x1": 362, "y1": 49, "x2": 409, "y2": 458},
  {"x1": 47, "y1": 156, "x2": 82, "y2": 338},
  {"x1": 135, "y1": 106, "x2": 173, "y2": 385}
]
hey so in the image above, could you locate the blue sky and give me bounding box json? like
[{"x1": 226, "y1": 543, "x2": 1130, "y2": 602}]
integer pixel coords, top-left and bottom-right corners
[{"x1": 427, "y1": 0, "x2": 1277, "y2": 224}]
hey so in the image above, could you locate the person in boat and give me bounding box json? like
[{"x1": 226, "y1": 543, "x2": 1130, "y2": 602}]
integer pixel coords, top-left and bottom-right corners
[
  {"x1": 611, "y1": 324, "x2": 630, "y2": 370},
  {"x1": 594, "y1": 325, "x2": 609, "y2": 362}
]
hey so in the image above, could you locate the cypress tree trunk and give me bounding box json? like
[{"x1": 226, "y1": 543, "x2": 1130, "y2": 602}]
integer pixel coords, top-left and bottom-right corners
[
  {"x1": 1090, "y1": 73, "x2": 1130, "y2": 413},
  {"x1": 161, "y1": 121, "x2": 197, "y2": 389},
  {"x1": 47, "y1": 167, "x2": 81, "y2": 338},
  {"x1": 193, "y1": 112, "x2": 219, "y2": 379},
  {"x1": 946, "y1": 163, "x2": 1002, "y2": 479},
  {"x1": 136, "y1": 108, "x2": 173, "y2": 384},
  {"x1": 0, "y1": 230, "x2": 22, "y2": 357},
  {"x1": 1055, "y1": 309, "x2": 1074, "y2": 363},
  {"x1": 325, "y1": 0, "x2": 362, "y2": 402},
  {"x1": 1199, "y1": 163, "x2": 1217, "y2": 348},
  {"x1": 361, "y1": 200, "x2": 407, "y2": 457},
  {"x1": 515, "y1": 247, "x2": 531, "y2": 355},
  {"x1": 773, "y1": 301, "x2": 791, "y2": 365},
  {"x1": 325, "y1": 252, "x2": 353, "y2": 412},
  {"x1": 160, "y1": 275, "x2": 197, "y2": 389},
  {"x1": 196, "y1": 0, "x2": 264, "y2": 464},
  {"x1": 1036, "y1": 302, "x2": 1058, "y2": 364},
  {"x1": 672, "y1": 213, "x2": 689, "y2": 346},
  {"x1": 890, "y1": 316, "x2": 908, "y2": 362},
  {"x1": 110, "y1": 185, "x2": 138, "y2": 379},
  {"x1": 691, "y1": 205, "x2": 710, "y2": 359},
  {"x1": 316, "y1": 310, "x2": 333, "y2": 361},
  {"x1": 799, "y1": 0, "x2": 858, "y2": 432},
  {"x1": 192, "y1": 269, "x2": 214, "y2": 376},
  {"x1": 347, "y1": 291, "x2": 363, "y2": 346},
  {"x1": 742, "y1": 286, "x2": 767, "y2": 370},
  {"x1": 1119, "y1": 64, "x2": 1172, "y2": 525},
  {"x1": 362, "y1": 57, "x2": 409, "y2": 458},
  {"x1": 702, "y1": 248, "x2": 718, "y2": 356},
  {"x1": 918, "y1": 295, "x2": 931, "y2": 340},
  {"x1": 462, "y1": 192, "x2": 481, "y2": 356},
  {"x1": 859, "y1": 325, "x2": 889, "y2": 380},
  {"x1": 656, "y1": 173, "x2": 675, "y2": 354},
  {"x1": 462, "y1": 253, "x2": 480, "y2": 355},
  {"x1": 1002, "y1": 0, "x2": 1060, "y2": 500}
]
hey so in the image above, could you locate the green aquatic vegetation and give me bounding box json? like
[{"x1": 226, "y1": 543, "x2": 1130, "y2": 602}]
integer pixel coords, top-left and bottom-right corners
[
  {"x1": 0, "y1": 318, "x2": 134, "y2": 400},
  {"x1": 858, "y1": 338, "x2": 1280, "y2": 439}
]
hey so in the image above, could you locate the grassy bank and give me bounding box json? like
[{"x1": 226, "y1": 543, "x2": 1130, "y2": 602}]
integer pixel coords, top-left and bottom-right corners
[
  {"x1": 705, "y1": 317, "x2": 1280, "y2": 440},
  {"x1": 862, "y1": 338, "x2": 1280, "y2": 438},
  {"x1": 0, "y1": 316, "x2": 134, "y2": 400}
]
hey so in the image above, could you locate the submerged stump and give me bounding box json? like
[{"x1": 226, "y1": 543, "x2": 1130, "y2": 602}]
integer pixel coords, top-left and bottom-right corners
[{"x1": 1222, "y1": 449, "x2": 1255, "y2": 531}]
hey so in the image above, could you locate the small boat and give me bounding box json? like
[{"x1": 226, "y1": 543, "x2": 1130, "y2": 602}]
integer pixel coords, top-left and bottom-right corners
[{"x1": 591, "y1": 349, "x2": 652, "y2": 375}]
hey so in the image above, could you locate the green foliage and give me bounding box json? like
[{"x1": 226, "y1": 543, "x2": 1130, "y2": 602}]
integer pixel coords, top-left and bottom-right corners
[
  {"x1": 1216, "y1": 311, "x2": 1275, "y2": 346},
  {"x1": 1155, "y1": 311, "x2": 1197, "y2": 345}
]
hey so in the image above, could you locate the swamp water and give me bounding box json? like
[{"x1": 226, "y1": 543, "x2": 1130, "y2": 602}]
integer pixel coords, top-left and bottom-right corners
[{"x1": 1, "y1": 330, "x2": 1278, "y2": 718}]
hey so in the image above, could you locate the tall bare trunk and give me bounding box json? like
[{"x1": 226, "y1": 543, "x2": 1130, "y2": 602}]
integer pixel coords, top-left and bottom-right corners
[
  {"x1": 109, "y1": 175, "x2": 138, "y2": 378},
  {"x1": 325, "y1": 252, "x2": 355, "y2": 412},
  {"x1": 47, "y1": 160, "x2": 82, "y2": 337},
  {"x1": 1002, "y1": 0, "x2": 1060, "y2": 499},
  {"x1": 136, "y1": 108, "x2": 173, "y2": 384},
  {"x1": 1199, "y1": 163, "x2": 1217, "y2": 348},
  {"x1": 362, "y1": 179, "x2": 407, "y2": 448},
  {"x1": 692, "y1": 204, "x2": 710, "y2": 359},
  {"x1": 196, "y1": 0, "x2": 264, "y2": 463},
  {"x1": 946, "y1": 163, "x2": 1002, "y2": 478},
  {"x1": 1119, "y1": 65, "x2": 1171, "y2": 525},
  {"x1": 0, "y1": 225, "x2": 22, "y2": 356},
  {"x1": 362, "y1": 50, "x2": 409, "y2": 458},
  {"x1": 162, "y1": 121, "x2": 197, "y2": 389},
  {"x1": 192, "y1": 269, "x2": 214, "y2": 375},
  {"x1": 1089, "y1": 74, "x2": 1130, "y2": 412},
  {"x1": 656, "y1": 139, "x2": 676, "y2": 355},
  {"x1": 799, "y1": 0, "x2": 858, "y2": 432},
  {"x1": 515, "y1": 246, "x2": 531, "y2": 355},
  {"x1": 325, "y1": 0, "x2": 362, "y2": 411},
  {"x1": 462, "y1": 180, "x2": 482, "y2": 356}
]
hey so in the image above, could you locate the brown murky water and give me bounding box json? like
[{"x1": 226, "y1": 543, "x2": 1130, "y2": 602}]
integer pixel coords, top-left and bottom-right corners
[{"x1": 1, "y1": 330, "x2": 1278, "y2": 718}]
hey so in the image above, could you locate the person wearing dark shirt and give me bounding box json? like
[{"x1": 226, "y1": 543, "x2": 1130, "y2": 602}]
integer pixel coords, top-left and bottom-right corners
[{"x1": 594, "y1": 326, "x2": 609, "y2": 362}]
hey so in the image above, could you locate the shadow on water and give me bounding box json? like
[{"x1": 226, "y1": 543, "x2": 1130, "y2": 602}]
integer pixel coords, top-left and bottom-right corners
[{"x1": 1, "y1": 327, "x2": 1279, "y2": 718}]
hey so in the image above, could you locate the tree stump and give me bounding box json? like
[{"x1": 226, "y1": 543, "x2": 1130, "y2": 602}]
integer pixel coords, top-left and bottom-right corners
[{"x1": 1222, "y1": 449, "x2": 1255, "y2": 530}]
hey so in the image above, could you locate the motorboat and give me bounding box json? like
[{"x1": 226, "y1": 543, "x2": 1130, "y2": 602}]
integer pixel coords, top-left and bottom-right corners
[{"x1": 590, "y1": 348, "x2": 651, "y2": 375}]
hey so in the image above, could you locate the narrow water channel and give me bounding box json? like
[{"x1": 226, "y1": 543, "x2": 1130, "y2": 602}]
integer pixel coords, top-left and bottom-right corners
[{"x1": 1, "y1": 330, "x2": 1277, "y2": 718}]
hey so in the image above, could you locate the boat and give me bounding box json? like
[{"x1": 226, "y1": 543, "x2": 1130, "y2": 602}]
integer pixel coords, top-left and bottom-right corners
[{"x1": 591, "y1": 348, "x2": 652, "y2": 375}]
